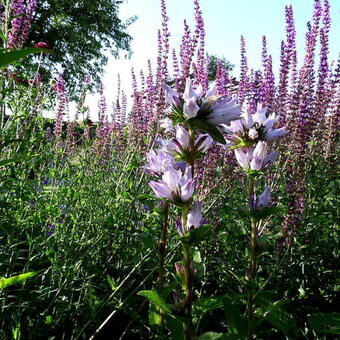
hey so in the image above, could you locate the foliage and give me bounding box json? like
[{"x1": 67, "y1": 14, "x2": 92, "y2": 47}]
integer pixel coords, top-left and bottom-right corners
[
  {"x1": 25, "y1": 0, "x2": 136, "y2": 97},
  {"x1": 0, "y1": 0, "x2": 338, "y2": 339}
]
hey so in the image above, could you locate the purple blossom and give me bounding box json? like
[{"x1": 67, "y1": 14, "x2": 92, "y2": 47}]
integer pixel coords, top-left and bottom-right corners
[
  {"x1": 223, "y1": 103, "x2": 287, "y2": 145},
  {"x1": 164, "y1": 78, "x2": 241, "y2": 126},
  {"x1": 149, "y1": 164, "x2": 195, "y2": 203},
  {"x1": 161, "y1": 125, "x2": 212, "y2": 158},
  {"x1": 176, "y1": 201, "x2": 206, "y2": 236},
  {"x1": 53, "y1": 75, "x2": 68, "y2": 144},
  {"x1": 7, "y1": 0, "x2": 37, "y2": 49},
  {"x1": 250, "y1": 186, "x2": 272, "y2": 211},
  {"x1": 234, "y1": 142, "x2": 278, "y2": 171},
  {"x1": 143, "y1": 149, "x2": 176, "y2": 176},
  {"x1": 46, "y1": 224, "x2": 56, "y2": 237}
]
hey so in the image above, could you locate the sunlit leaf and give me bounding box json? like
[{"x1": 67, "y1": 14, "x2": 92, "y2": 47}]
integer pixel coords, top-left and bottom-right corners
[{"x1": 0, "y1": 270, "x2": 44, "y2": 289}]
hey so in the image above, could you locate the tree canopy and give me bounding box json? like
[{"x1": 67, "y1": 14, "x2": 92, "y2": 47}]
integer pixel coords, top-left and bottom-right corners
[{"x1": 26, "y1": 0, "x2": 135, "y2": 96}]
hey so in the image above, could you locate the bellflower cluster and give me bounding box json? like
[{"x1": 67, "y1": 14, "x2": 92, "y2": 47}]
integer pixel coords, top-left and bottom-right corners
[
  {"x1": 149, "y1": 165, "x2": 195, "y2": 204},
  {"x1": 222, "y1": 103, "x2": 288, "y2": 147},
  {"x1": 161, "y1": 125, "x2": 213, "y2": 160},
  {"x1": 143, "y1": 149, "x2": 176, "y2": 176},
  {"x1": 234, "y1": 141, "x2": 278, "y2": 172},
  {"x1": 164, "y1": 78, "x2": 241, "y2": 126}
]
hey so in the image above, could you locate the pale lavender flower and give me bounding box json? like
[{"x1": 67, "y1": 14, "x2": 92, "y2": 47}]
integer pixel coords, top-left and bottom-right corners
[
  {"x1": 234, "y1": 142, "x2": 278, "y2": 171},
  {"x1": 143, "y1": 149, "x2": 176, "y2": 176},
  {"x1": 46, "y1": 224, "x2": 56, "y2": 237},
  {"x1": 163, "y1": 84, "x2": 182, "y2": 110},
  {"x1": 160, "y1": 117, "x2": 174, "y2": 132},
  {"x1": 162, "y1": 125, "x2": 213, "y2": 157},
  {"x1": 149, "y1": 164, "x2": 195, "y2": 203},
  {"x1": 176, "y1": 201, "x2": 206, "y2": 236},
  {"x1": 250, "y1": 186, "x2": 272, "y2": 211},
  {"x1": 163, "y1": 78, "x2": 241, "y2": 126},
  {"x1": 223, "y1": 102, "x2": 287, "y2": 145}
]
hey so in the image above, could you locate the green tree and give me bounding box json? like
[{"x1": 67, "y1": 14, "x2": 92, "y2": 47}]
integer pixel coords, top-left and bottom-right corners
[
  {"x1": 208, "y1": 54, "x2": 234, "y2": 80},
  {"x1": 25, "y1": 0, "x2": 136, "y2": 97}
]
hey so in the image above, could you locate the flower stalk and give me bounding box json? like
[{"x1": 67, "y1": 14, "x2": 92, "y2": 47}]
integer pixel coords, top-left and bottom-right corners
[
  {"x1": 158, "y1": 202, "x2": 169, "y2": 285},
  {"x1": 247, "y1": 174, "x2": 258, "y2": 340}
]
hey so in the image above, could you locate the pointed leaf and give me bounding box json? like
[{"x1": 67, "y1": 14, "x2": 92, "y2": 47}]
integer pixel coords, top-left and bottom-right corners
[
  {"x1": 138, "y1": 290, "x2": 171, "y2": 314},
  {"x1": 180, "y1": 225, "x2": 213, "y2": 245},
  {"x1": 166, "y1": 317, "x2": 184, "y2": 339},
  {"x1": 255, "y1": 295, "x2": 296, "y2": 336},
  {"x1": 0, "y1": 270, "x2": 44, "y2": 289},
  {"x1": 0, "y1": 47, "x2": 50, "y2": 68},
  {"x1": 308, "y1": 313, "x2": 340, "y2": 334},
  {"x1": 194, "y1": 296, "x2": 224, "y2": 315},
  {"x1": 186, "y1": 118, "x2": 226, "y2": 144},
  {"x1": 199, "y1": 332, "x2": 231, "y2": 340},
  {"x1": 223, "y1": 298, "x2": 247, "y2": 338}
]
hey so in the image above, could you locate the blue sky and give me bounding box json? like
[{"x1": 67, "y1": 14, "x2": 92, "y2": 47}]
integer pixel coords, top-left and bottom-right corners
[{"x1": 83, "y1": 0, "x2": 340, "y2": 120}]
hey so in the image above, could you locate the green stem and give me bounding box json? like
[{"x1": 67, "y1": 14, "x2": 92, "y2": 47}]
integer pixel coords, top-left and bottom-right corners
[
  {"x1": 158, "y1": 202, "x2": 169, "y2": 327},
  {"x1": 247, "y1": 175, "x2": 258, "y2": 340},
  {"x1": 158, "y1": 202, "x2": 169, "y2": 285},
  {"x1": 188, "y1": 127, "x2": 196, "y2": 173},
  {"x1": 181, "y1": 203, "x2": 192, "y2": 339},
  {"x1": 181, "y1": 125, "x2": 196, "y2": 339}
]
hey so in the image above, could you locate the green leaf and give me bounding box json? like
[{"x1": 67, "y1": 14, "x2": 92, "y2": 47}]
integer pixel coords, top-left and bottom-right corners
[
  {"x1": 166, "y1": 317, "x2": 184, "y2": 339},
  {"x1": 228, "y1": 139, "x2": 253, "y2": 150},
  {"x1": 255, "y1": 295, "x2": 296, "y2": 336},
  {"x1": 0, "y1": 270, "x2": 44, "y2": 289},
  {"x1": 107, "y1": 275, "x2": 117, "y2": 291},
  {"x1": 199, "y1": 332, "x2": 231, "y2": 340},
  {"x1": 194, "y1": 296, "x2": 224, "y2": 315},
  {"x1": 45, "y1": 315, "x2": 53, "y2": 325},
  {"x1": 0, "y1": 154, "x2": 39, "y2": 167},
  {"x1": 223, "y1": 298, "x2": 247, "y2": 338},
  {"x1": 138, "y1": 290, "x2": 171, "y2": 314},
  {"x1": 0, "y1": 47, "x2": 50, "y2": 68},
  {"x1": 149, "y1": 306, "x2": 162, "y2": 326},
  {"x1": 186, "y1": 118, "x2": 226, "y2": 144},
  {"x1": 250, "y1": 206, "x2": 282, "y2": 221},
  {"x1": 308, "y1": 313, "x2": 340, "y2": 334},
  {"x1": 180, "y1": 225, "x2": 213, "y2": 245}
]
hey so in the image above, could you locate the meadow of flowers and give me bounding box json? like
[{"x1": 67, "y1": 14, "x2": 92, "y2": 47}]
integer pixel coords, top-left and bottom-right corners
[{"x1": 0, "y1": 0, "x2": 339, "y2": 339}]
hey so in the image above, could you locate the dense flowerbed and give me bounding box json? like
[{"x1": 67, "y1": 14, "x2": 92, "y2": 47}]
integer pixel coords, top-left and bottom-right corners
[{"x1": 0, "y1": 0, "x2": 339, "y2": 339}]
